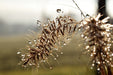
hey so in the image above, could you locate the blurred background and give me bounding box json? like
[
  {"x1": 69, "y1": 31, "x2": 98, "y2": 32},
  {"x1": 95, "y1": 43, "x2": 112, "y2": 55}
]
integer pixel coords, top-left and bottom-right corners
[{"x1": 0, "y1": 0, "x2": 113, "y2": 75}]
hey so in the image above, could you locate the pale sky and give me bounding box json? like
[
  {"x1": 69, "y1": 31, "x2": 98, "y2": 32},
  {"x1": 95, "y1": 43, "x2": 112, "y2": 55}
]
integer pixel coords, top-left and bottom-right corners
[
  {"x1": 0, "y1": 0, "x2": 112, "y2": 25},
  {"x1": 107, "y1": 0, "x2": 113, "y2": 17}
]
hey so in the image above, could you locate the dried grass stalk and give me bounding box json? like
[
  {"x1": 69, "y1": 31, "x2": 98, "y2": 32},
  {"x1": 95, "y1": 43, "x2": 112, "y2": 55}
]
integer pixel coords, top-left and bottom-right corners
[
  {"x1": 78, "y1": 13, "x2": 113, "y2": 75},
  {"x1": 18, "y1": 15, "x2": 77, "y2": 68},
  {"x1": 18, "y1": 12, "x2": 113, "y2": 75}
]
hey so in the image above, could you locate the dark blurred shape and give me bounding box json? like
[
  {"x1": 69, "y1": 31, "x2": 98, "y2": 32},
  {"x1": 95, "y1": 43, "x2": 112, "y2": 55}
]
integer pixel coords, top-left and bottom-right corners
[
  {"x1": 98, "y1": 0, "x2": 107, "y2": 20},
  {"x1": 97, "y1": 0, "x2": 112, "y2": 75}
]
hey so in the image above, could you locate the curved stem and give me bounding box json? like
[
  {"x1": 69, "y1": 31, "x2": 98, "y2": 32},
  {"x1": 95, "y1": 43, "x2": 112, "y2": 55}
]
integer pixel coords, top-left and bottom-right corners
[{"x1": 72, "y1": 0, "x2": 85, "y2": 17}]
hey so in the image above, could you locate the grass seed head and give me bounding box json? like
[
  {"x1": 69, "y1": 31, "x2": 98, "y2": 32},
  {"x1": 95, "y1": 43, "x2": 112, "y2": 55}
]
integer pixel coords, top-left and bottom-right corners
[
  {"x1": 19, "y1": 15, "x2": 77, "y2": 69},
  {"x1": 79, "y1": 13, "x2": 113, "y2": 70}
]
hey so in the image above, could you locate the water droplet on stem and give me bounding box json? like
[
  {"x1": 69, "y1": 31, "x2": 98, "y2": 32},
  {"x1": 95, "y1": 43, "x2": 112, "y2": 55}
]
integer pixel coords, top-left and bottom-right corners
[
  {"x1": 56, "y1": 9, "x2": 61, "y2": 13},
  {"x1": 17, "y1": 52, "x2": 21, "y2": 54},
  {"x1": 50, "y1": 66, "x2": 53, "y2": 70}
]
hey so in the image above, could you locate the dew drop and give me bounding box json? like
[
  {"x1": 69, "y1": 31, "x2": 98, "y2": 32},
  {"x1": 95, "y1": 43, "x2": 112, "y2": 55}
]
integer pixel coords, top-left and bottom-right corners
[
  {"x1": 78, "y1": 44, "x2": 81, "y2": 47},
  {"x1": 87, "y1": 50, "x2": 90, "y2": 52},
  {"x1": 22, "y1": 65, "x2": 27, "y2": 68},
  {"x1": 92, "y1": 64, "x2": 94, "y2": 66},
  {"x1": 37, "y1": 20, "x2": 40, "y2": 24},
  {"x1": 90, "y1": 54, "x2": 93, "y2": 57},
  {"x1": 28, "y1": 48, "x2": 31, "y2": 50},
  {"x1": 93, "y1": 52, "x2": 96, "y2": 55},
  {"x1": 91, "y1": 67, "x2": 93, "y2": 69},
  {"x1": 36, "y1": 46, "x2": 39, "y2": 49},
  {"x1": 27, "y1": 54, "x2": 30, "y2": 57},
  {"x1": 107, "y1": 52, "x2": 109, "y2": 55},
  {"x1": 103, "y1": 61, "x2": 105, "y2": 64},
  {"x1": 85, "y1": 46, "x2": 89, "y2": 49},
  {"x1": 78, "y1": 29, "x2": 81, "y2": 31},
  {"x1": 63, "y1": 43, "x2": 66, "y2": 46},
  {"x1": 50, "y1": 53, "x2": 52, "y2": 55},
  {"x1": 66, "y1": 38, "x2": 70, "y2": 41},
  {"x1": 104, "y1": 55, "x2": 106, "y2": 57},
  {"x1": 37, "y1": 65, "x2": 40, "y2": 68},
  {"x1": 111, "y1": 65, "x2": 113, "y2": 67},
  {"x1": 104, "y1": 47, "x2": 107, "y2": 51},
  {"x1": 55, "y1": 48, "x2": 58, "y2": 51},
  {"x1": 21, "y1": 54, "x2": 25, "y2": 57},
  {"x1": 93, "y1": 60, "x2": 95, "y2": 63},
  {"x1": 86, "y1": 14, "x2": 90, "y2": 17},
  {"x1": 21, "y1": 58, "x2": 25, "y2": 61},
  {"x1": 37, "y1": 64, "x2": 40, "y2": 68},
  {"x1": 97, "y1": 61, "x2": 100, "y2": 64},
  {"x1": 45, "y1": 57, "x2": 48, "y2": 60},
  {"x1": 29, "y1": 63, "x2": 32, "y2": 66},
  {"x1": 84, "y1": 36, "x2": 87, "y2": 39},
  {"x1": 43, "y1": 60, "x2": 45, "y2": 62},
  {"x1": 41, "y1": 60, "x2": 45, "y2": 63},
  {"x1": 106, "y1": 34, "x2": 109, "y2": 37},
  {"x1": 37, "y1": 20, "x2": 41, "y2": 26},
  {"x1": 112, "y1": 41, "x2": 113, "y2": 43},
  {"x1": 81, "y1": 34, "x2": 84, "y2": 37},
  {"x1": 56, "y1": 55, "x2": 59, "y2": 57},
  {"x1": 50, "y1": 66, "x2": 53, "y2": 70},
  {"x1": 17, "y1": 52, "x2": 21, "y2": 54},
  {"x1": 110, "y1": 58, "x2": 112, "y2": 61},
  {"x1": 97, "y1": 68, "x2": 100, "y2": 71},
  {"x1": 61, "y1": 52, "x2": 63, "y2": 54},
  {"x1": 38, "y1": 53, "x2": 40, "y2": 56},
  {"x1": 107, "y1": 60, "x2": 109, "y2": 63},
  {"x1": 54, "y1": 58, "x2": 57, "y2": 60},
  {"x1": 56, "y1": 9, "x2": 61, "y2": 13},
  {"x1": 111, "y1": 53, "x2": 113, "y2": 56},
  {"x1": 106, "y1": 29, "x2": 109, "y2": 32},
  {"x1": 28, "y1": 41, "x2": 32, "y2": 44},
  {"x1": 34, "y1": 39, "x2": 37, "y2": 42}
]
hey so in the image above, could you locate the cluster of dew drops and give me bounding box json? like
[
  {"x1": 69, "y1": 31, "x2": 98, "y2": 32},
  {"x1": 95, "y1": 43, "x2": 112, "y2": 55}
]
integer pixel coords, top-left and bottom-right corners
[
  {"x1": 17, "y1": 39, "x2": 65, "y2": 69},
  {"x1": 17, "y1": 37, "x2": 65, "y2": 69},
  {"x1": 79, "y1": 14, "x2": 113, "y2": 71},
  {"x1": 17, "y1": 9, "x2": 70, "y2": 70}
]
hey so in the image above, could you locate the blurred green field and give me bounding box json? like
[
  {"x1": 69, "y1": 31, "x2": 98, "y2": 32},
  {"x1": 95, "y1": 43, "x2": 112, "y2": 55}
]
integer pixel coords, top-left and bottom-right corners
[
  {"x1": 0, "y1": 66, "x2": 95, "y2": 75},
  {"x1": 0, "y1": 34, "x2": 95, "y2": 75}
]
